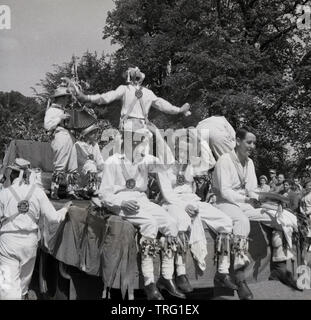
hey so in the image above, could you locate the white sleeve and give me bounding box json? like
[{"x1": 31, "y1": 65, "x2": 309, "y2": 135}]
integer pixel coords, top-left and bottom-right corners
[
  {"x1": 0, "y1": 191, "x2": 4, "y2": 219},
  {"x1": 200, "y1": 140, "x2": 216, "y2": 170},
  {"x1": 94, "y1": 144, "x2": 105, "y2": 171},
  {"x1": 224, "y1": 118, "x2": 236, "y2": 140},
  {"x1": 44, "y1": 108, "x2": 63, "y2": 131},
  {"x1": 39, "y1": 190, "x2": 67, "y2": 223},
  {"x1": 99, "y1": 161, "x2": 123, "y2": 210},
  {"x1": 247, "y1": 161, "x2": 260, "y2": 200},
  {"x1": 156, "y1": 168, "x2": 184, "y2": 205},
  {"x1": 213, "y1": 157, "x2": 247, "y2": 204},
  {"x1": 88, "y1": 85, "x2": 125, "y2": 105},
  {"x1": 151, "y1": 93, "x2": 181, "y2": 115}
]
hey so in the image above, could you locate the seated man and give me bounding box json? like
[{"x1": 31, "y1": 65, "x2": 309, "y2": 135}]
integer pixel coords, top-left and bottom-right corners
[
  {"x1": 213, "y1": 127, "x2": 301, "y2": 300},
  {"x1": 156, "y1": 135, "x2": 238, "y2": 294},
  {"x1": 69, "y1": 123, "x2": 105, "y2": 198},
  {"x1": 98, "y1": 128, "x2": 185, "y2": 300},
  {"x1": 0, "y1": 158, "x2": 71, "y2": 300}
]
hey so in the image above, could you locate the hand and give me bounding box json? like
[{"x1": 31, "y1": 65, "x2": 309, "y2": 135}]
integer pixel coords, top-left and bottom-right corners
[
  {"x1": 61, "y1": 113, "x2": 71, "y2": 120},
  {"x1": 121, "y1": 200, "x2": 140, "y2": 215},
  {"x1": 63, "y1": 201, "x2": 73, "y2": 211},
  {"x1": 185, "y1": 204, "x2": 199, "y2": 218},
  {"x1": 247, "y1": 197, "x2": 261, "y2": 208},
  {"x1": 180, "y1": 103, "x2": 191, "y2": 116}
]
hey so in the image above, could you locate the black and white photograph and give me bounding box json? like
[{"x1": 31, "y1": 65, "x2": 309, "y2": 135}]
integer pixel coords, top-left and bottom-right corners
[{"x1": 1, "y1": 0, "x2": 311, "y2": 307}]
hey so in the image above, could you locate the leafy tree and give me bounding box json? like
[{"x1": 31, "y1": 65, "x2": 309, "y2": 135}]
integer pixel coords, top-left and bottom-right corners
[
  {"x1": 103, "y1": 0, "x2": 311, "y2": 177},
  {"x1": 0, "y1": 91, "x2": 47, "y2": 158}
]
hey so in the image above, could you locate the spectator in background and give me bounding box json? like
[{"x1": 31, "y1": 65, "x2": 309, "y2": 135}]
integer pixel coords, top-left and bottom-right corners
[
  {"x1": 256, "y1": 175, "x2": 270, "y2": 192},
  {"x1": 293, "y1": 177, "x2": 303, "y2": 193},
  {"x1": 281, "y1": 180, "x2": 300, "y2": 213},
  {"x1": 269, "y1": 169, "x2": 278, "y2": 190},
  {"x1": 271, "y1": 173, "x2": 285, "y2": 193},
  {"x1": 299, "y1": 179, "x2": 311, "y2": 239}
]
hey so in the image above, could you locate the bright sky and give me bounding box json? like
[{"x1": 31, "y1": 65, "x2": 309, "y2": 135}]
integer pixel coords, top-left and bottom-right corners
[{"x1": 0, "y1": 0, "x2": 117, "y2": 96}]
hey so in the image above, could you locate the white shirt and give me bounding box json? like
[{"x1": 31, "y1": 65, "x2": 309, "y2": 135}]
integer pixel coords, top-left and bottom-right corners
[
  {"x1": 190, "y1": 140, "x2": 216, "y2": 175},
  {"x1": 71, "y1": 141, "x2": 105, "y2": 174},
  {"x1": 89, "y1": 85, "x2": 181, "y2": 119},
  {"x1": 99, "y1": 153, "x2": 162, "y2": 207},
  {"x1": 0, "y1": 179, "x2": 67, "y2": 233},
  {"x1": 197, "y1": 116, "x2": 236, "y2": 142},
  {"x1": 44, "y1": 104, "x2": 65, "y2": 131},
  {"x1": 300, "y1": 192, "x2": 311, "y2": 216},
  {"x1": 212, "y1": 150, "x2": 258, "y2": 206},
  {"x1": 156, "y1": 165, "x2": 201, "y2": 206}
]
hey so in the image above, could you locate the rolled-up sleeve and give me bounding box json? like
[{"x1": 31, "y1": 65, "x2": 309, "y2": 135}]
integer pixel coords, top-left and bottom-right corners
[
  {"x1": 88, "y1": 85, "x2": 125, "y2": 105},
  {"x1": 44, "y1": 108, "x2": 64, "y2": 131},
  {"x1": 151, "y1": 95, "x2": 181, "y2": 114}
]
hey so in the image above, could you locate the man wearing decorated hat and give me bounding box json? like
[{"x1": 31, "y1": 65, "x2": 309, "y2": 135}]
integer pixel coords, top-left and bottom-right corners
[
  {"x1": 99, "y1": 128, "x2": 185, "y2": 300},
  {"x1": 66, "y1": 66, "x2": 191, "y2": 164},
  {"x1": 0, "y1": 158, "x2": 72, "y2": 299},
  {"x1": 69, "y1": 123, "x2": 105, "y2": 198},
  {"x1": 44, "y1": 86, "x2": 80, "y2": 200}
]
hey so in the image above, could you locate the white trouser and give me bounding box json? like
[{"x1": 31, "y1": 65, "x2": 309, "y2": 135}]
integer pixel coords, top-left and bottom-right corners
[
  {"x1": 216, "y1": 202, "x2": 297, "y2": 238},
  {"x1": 164, "y1": 193, "x2": 233, "y2": 234},
  {"x1": 0, "y1": 231, "x2": 38, "y2": 300},
  {"x1": 198, "y1": 202, "x2": 233, "y2": 234},
  {"x1": 164, "y1": 197, "x2": 232, "y2": 273},
  {"x1": 51, "y1": 128, "x2": 75, "y2": 172},
  {"x1": 117, "y1": 192, "x2": 178, "y2": 239}
]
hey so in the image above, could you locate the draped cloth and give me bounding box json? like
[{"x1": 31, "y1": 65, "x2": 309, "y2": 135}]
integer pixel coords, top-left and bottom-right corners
[{"x1": 45, "y1": 203, "x2": 137, "y2": 300}]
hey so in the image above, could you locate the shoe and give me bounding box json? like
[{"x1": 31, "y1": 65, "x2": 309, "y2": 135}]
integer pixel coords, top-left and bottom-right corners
[
  {"x1": 175, "y1": 274, "x2": 193, "y2": 293},
  {"x1": 236, "y1": 280, "x2": 254, "y2": 300},
  {"x1": 269, "y1": 269, "x2": 303, "y2": 291},
  {"x1": 144, "y1": 283, "x2": 164, "y2": 300},
  {"x1": 214, "y1": 272, "x2": 238, "y2": 290},
  {"x1": 157, "y1": 276, "x2": 186, "y2": 299}
]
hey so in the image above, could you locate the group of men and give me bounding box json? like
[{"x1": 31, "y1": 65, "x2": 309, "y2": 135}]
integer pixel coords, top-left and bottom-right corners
[{"x1": 0, "y1": 67, "x2": 302, "y2": 300}]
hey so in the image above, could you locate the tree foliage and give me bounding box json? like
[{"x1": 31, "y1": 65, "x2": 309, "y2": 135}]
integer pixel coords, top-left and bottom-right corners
[
  {"x1": 102, "y1": 0, "x2": 311, "y2": 176},
  {"x1": 30, "y1": 0, "x2": 311, "y2": 178}
]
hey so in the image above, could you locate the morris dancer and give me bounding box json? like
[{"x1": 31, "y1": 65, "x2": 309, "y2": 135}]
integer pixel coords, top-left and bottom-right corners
[
  {"x1": 197, "y1": 106, "x2": 236, "y2": 160},
  {"x1": 188, "y1": 127, "x2": 216, "y2": 201},
  {"x1": 212, "y1": 127, "x2": 300, "y2": 300},
  {"x1": 156, "y1": 136, "x2": 237, "y2": 294},
  {"x1": 44, "y1": 87, "x2": 80, "y2": 200},
  {"x1": 69, "y1": 123, "x2": 105, "y2": 198},
  {"x1": 98, "y1": 128, "x2": 185, "y2": 300},
  {"x1": 69, "y1": 67, "x2": 191, "y2": 164},
  {"x1": 0, "y1": 158, "x2": 71, "y2": 300}
]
